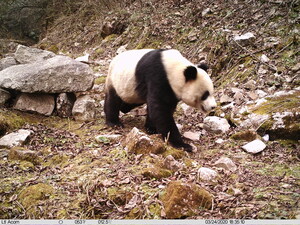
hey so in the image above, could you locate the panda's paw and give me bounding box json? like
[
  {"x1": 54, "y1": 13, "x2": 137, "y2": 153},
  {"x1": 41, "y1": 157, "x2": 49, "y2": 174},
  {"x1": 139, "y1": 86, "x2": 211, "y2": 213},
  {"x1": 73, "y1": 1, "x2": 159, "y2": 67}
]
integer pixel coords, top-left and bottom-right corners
[
  {"x1": 106, "y1": 121, "x2": 124, "y2": 128},
  {"x1": 172, "y1": 142, "x2": 194, "y2": 153},
  {"x1": 182, "y1": 143, "x2": 194, "y2": 152}
]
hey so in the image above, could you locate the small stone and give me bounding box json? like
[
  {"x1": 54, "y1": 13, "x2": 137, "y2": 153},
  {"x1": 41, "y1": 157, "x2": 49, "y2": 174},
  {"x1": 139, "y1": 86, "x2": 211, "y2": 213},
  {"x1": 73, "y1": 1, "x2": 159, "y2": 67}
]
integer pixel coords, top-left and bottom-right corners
[
  {"x1": 262, "y1": 134, "x2": 269, "y2": 142},
  {"x1": 216, "y1": 138, "x2": 224, "y2": 144},
  {"x1": 256, "y1": 90, "x2": 268, "y2": 98},
  {"x1": 291, "y1": 62, "x2": 300, "y2": 72},
  {"x1": 203, "y1": 116, "x2": 230, "y2": 134},
  {"x1": 75, "y1": 53, "x2": 89, "y2": 63},
  {"x1": 260, "y1": 54, "x2": 270, "y2": 63},
  {"x1": 123, "y1": 127, "x2": 165, "y2": 154},
  {"x1": 220, "y1": 94, "x2": 233, "y2": 104},
  {"x1": 164, "y1": 155, "x2": 184, "y2": 172},
  {"x1": 95, "y1": 134, "x2": 122, "y2": 144},
  {"x1": 116, "y1": 45, "x2": 128, "y2": 54},
  {"x1": 242, "y1": 139, "x2": 266, "y2": 154},
  {"x1": 202, "y1": 8, "x2": 211, "y2": 17},
  {"x1": 0, "y1": 129, "x2": 33, "y2": 148},
  {"x1": 72, "y1": 95, "x2": 96, "y2": 121},
  {"x1": 198, "y1": 167, "x2": 218, "y2": 181},
  {"x1": 183, "y1": 131, "x2": 200, "y2": 141},
  {"x1": 214, "y1": 157, "x2": 237, "y2": 172},
  {"x1": 233, "y1": 32, "x2": 255, "y2": 46},
  {"x1": 244, "y1": 80, "x2": 256, "y2": 90}
]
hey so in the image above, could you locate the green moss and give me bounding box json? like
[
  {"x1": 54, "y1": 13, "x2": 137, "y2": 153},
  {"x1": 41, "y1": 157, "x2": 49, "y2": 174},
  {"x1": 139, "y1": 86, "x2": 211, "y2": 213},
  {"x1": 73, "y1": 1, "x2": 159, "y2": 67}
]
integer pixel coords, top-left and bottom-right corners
[
  {"x1": 9, "y1": 147, "x2": 41, "y2": 165},
  {"x1": 107, "y1": 187, "x2": 133, "y2": 205},
  {"x1": 142, "y1": 166, "x2": 172, "y2": 179},
  {"x1": 94, "y1": 76, "x2": 107, "y2": 85},
  {"x1": 18, "y1": 183, "x2": 54, "y2": 215},
  {"x1": 162, "y1": 146, "x2": 186, "y2": 159},
  {"x1": 253, "y1": 92, "x2": 300, "y2": 115},
  {"x1": 43, "y1": 154, "x2": 70, "y2": 168},
  {"x1": 0, "y1": 110, "x2": 27, "y2": 133},
  {"x1": 231, "y1": 130, "x2": 258, "y2": 142},
  {"x1": 161, "y1": 181, "x2": 213, "y2": 219}
]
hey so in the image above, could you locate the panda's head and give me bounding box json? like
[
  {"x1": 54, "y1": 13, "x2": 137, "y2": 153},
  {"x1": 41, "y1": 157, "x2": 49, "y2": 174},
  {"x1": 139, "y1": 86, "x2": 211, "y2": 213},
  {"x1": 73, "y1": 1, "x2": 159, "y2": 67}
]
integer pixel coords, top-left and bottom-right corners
[{"x1": 181, "y1": 63, "x2": 217, "y2": 113}]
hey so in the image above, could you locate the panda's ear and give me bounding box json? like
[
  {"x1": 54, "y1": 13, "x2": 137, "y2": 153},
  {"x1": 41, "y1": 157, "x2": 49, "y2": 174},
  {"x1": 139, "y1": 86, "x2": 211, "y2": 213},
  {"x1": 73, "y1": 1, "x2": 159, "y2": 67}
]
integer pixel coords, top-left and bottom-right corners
[
  {"x1": 197, "y1": 62, "x2": 209, "y2": 72},
  {"x1": 184, "y1": 66, "x2": 197, "y2": 82}
]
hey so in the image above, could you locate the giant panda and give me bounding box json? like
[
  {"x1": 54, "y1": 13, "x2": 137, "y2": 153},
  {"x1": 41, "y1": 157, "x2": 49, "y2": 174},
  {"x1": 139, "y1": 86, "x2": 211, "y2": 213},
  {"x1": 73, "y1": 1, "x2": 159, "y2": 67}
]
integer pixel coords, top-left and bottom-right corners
[{"x1": 104, "y1": 49, "x2": 217, "y2": 152}]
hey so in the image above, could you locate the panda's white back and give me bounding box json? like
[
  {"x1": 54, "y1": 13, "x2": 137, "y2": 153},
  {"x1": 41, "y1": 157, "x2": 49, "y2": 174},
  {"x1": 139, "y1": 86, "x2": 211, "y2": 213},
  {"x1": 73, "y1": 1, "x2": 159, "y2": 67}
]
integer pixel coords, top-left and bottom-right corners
[{"x1": 107, "y1": 49, "x2": 153, "y2": 104}]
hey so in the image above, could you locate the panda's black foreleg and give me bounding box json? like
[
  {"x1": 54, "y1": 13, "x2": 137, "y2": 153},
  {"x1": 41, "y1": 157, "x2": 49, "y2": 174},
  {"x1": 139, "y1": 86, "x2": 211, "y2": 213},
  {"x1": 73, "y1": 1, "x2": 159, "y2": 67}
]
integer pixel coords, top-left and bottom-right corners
[
  {"x1": 148, "y1": 103, "x2": 193, "y2": 152},
  {"x1": 104, "y1": 87, "x2": 123, "y2": 127},
  {"x1": 145, "y1": 111, "x2": 157, "y2": 134}
]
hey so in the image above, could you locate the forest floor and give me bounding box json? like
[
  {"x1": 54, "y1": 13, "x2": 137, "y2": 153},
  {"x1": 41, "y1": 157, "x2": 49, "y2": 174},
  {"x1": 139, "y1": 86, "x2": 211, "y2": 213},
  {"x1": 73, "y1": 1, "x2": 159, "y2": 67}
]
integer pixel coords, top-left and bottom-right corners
[{"x1": 0, "y1": 0, "x2": 299, "y2": 220}]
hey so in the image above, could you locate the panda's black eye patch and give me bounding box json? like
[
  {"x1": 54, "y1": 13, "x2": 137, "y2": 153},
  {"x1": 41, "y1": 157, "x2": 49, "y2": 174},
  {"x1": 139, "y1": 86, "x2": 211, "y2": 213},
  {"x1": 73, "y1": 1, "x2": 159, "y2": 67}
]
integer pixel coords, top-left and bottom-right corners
[{"x1": 201, "y1": 91, "x2": 210, "y2": 101}]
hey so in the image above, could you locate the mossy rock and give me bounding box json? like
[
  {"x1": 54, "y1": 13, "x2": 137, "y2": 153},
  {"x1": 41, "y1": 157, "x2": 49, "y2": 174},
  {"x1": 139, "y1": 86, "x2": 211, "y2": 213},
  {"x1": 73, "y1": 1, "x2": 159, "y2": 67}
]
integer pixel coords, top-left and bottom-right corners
[
  {"x1": 9, "y1": 147, "x2": 41, "y2": 165},
  {"x1": 161, "y1": 181, "x2": 213, "y2": 219},
  {"x1": 231, "y1": 130, "x2": 258, "y2": 142},
  {"x1": 123, "y1": 127, "x2": 166, "y2": 155},
  {"x1": 18, "y1": 183, "x2": 54, "y2": 214},
  {"x1": 107, "y1": 187, "x2": 133, "y2": 205},
  {"x1": 142, "y1": 166, "x2": 172, "y2": 179},
  {"x1": 250, "y1": 91, "x2": 300, "y2": 140}
]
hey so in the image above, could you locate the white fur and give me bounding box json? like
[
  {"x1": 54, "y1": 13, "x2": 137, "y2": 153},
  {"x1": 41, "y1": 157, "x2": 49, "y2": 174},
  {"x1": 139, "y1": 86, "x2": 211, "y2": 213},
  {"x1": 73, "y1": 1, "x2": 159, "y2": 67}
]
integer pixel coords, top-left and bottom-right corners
[
  {"x1": 106, "y1": 49, "x2": 153, "y2": 104},
  {"x1": 107, "y1": 49, "x2": 217, "y2": 112},
  {"x1": 161, "y1": 50, "x2": 216, "y2": 112}
]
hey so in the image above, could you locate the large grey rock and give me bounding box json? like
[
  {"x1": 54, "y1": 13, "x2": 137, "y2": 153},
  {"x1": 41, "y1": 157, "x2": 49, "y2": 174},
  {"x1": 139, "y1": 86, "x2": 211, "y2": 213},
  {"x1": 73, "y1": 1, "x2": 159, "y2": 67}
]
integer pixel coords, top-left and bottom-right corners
[
  {"x1": 14, "y1": 93, "x2": 55, "y2": 116},
  {"x1": 14, "y1": 45, "x2": 55, "y2": 64},
  {"x1": 0, "y1": 56, "x2": 17, "y2": 71},
  {"x1": 0, "y1": 88, "x2": 11, "y2": 106},
  {"x1": 72, "y1": 95, "x2": 96, "y2": 121},
  {"x1": 0, "y1": 55, "x2": 95, "y2": 93},
  {"x1": 203, "y1": 116, "x2": 230, "y2": 134},
  {"x1": 0, "y1": 129, "x2": 33, "y2": 148}
]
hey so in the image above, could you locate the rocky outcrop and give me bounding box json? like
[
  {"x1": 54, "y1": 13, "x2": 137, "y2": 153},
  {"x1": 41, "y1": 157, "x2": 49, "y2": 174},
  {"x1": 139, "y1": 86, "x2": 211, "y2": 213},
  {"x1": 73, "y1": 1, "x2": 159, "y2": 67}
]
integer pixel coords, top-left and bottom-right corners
[
  {"x1": 0, "y1": 55, "x2": 94, "y2": 93},
  {"x1": 0, "y1": 45, "x2": 96, "y2": 119},
  {"x1": 0, "y1": 0, "x2": 49, "y2": 41}
]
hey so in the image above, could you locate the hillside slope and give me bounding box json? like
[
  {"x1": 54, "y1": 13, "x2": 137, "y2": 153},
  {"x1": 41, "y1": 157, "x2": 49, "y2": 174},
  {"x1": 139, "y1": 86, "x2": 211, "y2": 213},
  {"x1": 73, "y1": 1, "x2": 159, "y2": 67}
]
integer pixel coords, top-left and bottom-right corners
[{"x1": 0, "y1": 0, "x2": 299, "y2": 220}]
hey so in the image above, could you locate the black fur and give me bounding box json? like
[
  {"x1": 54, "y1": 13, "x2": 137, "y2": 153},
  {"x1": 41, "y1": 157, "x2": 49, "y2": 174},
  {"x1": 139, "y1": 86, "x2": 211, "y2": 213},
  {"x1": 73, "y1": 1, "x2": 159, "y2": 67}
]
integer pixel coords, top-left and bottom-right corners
[
  {"x1": 105, "y1": 49, "x2": 194, "y2": 152},
  {"x1": 135, "y1": 50, "x2": 193, "y2": 152},
  {"x1": 201, "y1": 90, "x2": 210, "y2": 101},
  {"x1": 197, "y1": 62, "x2": 209, "y2": 72},
  {"x1": 184, "y1": 66, "x2": 198, "y2": 82}
]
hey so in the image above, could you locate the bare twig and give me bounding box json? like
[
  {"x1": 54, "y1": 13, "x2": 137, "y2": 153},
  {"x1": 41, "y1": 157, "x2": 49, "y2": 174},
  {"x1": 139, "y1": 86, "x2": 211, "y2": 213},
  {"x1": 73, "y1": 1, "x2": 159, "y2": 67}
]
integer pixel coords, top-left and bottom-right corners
[{"x1": 233, "y1": 39, "x2": 277, "y2": 72}]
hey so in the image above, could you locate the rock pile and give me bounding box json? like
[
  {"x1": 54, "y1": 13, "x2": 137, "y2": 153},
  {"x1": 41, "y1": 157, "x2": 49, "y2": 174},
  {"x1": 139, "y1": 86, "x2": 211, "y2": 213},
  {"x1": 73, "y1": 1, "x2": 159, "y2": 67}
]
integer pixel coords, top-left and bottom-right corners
[{"x1": 0, "y1": 45, "x2": 96, "y2": 120}]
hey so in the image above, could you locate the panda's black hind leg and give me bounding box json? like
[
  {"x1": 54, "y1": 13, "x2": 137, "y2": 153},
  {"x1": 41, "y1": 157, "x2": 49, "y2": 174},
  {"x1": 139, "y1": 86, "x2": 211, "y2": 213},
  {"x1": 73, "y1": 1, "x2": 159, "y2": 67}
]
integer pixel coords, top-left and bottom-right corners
[{"x1": 104, "y1": 87, "x2": 123, "y2": 127}]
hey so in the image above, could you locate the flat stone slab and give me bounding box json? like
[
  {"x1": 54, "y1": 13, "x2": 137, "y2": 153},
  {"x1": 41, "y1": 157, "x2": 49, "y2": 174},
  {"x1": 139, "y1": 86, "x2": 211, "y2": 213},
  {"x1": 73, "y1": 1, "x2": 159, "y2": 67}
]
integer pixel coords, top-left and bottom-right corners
[
  {"x1": 0, "y1": 55, "x2": 94, "y2": 93},
  {"x1": 0, "y1": 129, "x2": 33, "y2": 148},
  {"x1": 242, "y1": 139, "x2": 266, "y2": 154}
]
